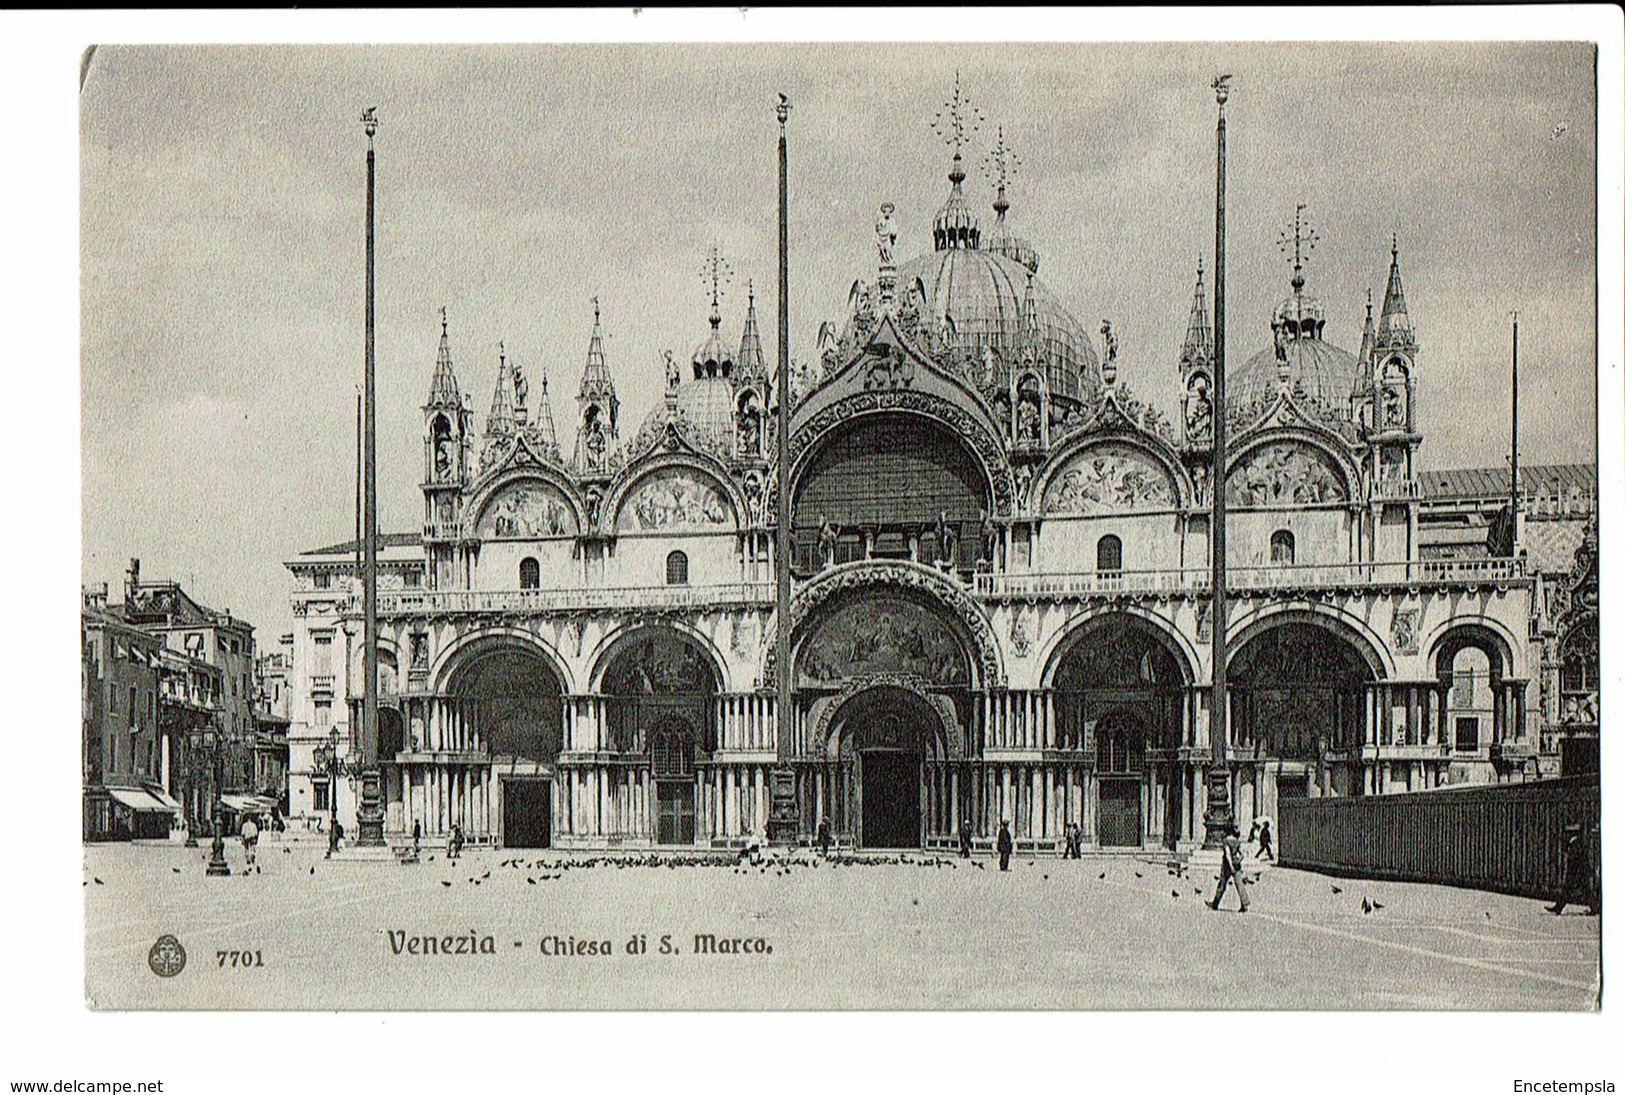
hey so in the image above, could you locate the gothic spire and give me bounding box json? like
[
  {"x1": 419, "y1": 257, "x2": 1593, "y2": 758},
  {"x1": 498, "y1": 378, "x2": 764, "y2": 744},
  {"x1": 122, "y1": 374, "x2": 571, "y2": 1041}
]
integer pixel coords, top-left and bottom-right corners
[
  {"x1": 531, "y1": 370, "x2": 558, "y2": 455},
  {"x1": 1180, "y1": 259, "x2": 1212, "y2": 371},
  {"x1": 736, "y1": 281, "x2": 767, "y2": 387},
  {"x1": 425, "y1": 307, "x2": 461, "y2": 408},
  {"x1": 484, "y1": 342, "x2": 515, "y2": 438},
  {"x1": 1377, "y1": 235, "x2": 1415, "y2": 348},
  {"x1": 576, "y1": 297, "x2": 618, "y2": 410}
]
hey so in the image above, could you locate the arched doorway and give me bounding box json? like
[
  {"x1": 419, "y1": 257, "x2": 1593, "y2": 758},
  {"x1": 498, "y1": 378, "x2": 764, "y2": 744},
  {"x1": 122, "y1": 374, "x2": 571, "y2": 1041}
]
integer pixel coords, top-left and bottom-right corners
[
  {"x1": 1231, "y1": 619, "x2": 1376, "y2": 804},
  {"x1": 795, "y1": 586, "x2": 975, "y2": 850},
  {"x1": 443, "y1": 642, "x2": 565, "y2": 848},
  {"x1": 597, "y1": 627, "x2": 720, "y2": 846},
  {"x1": 1049, "y1": 615, "x2": 1188, "y2": 849},
  {"x1": 826, "y1": 686, "x2": 948, "y2": 850},
  {"x1": 1430, "y1": 623, "x2": 1521, "y2": 774}
]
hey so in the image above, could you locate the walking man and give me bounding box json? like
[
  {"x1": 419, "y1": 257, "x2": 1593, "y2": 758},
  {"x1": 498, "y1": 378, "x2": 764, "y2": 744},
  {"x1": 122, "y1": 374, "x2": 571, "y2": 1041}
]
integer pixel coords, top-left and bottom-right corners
[
  {"x1": 817, "y1": 818, "x2": 831, "y2": 858},
  {"x1": 240, "y1": 814, "x2": 259, "y2": 872},
  {"x1": 1547, "y1": 824, "x2": 1598, "y2": 915},
  {"x1": 1208, "y1": 825, "x2": 1249, "y2": 912},
  {"x1": 958, "y1": 823, "x2": 973, "y2": 859},
  {"x1": 1256, "y1": 819, "x2": 1274, "y2": 861},
  {"x1": 412, "y1": 818, "x2": 422, "y2": 858},
  {"x1": 996, "y1": 820, "x2": 1013, "y2": 872}
]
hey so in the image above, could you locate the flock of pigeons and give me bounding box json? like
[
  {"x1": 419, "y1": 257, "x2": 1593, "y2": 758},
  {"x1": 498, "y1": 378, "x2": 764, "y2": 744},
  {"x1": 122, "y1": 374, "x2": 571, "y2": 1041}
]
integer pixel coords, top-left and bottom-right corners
[{"x1": 84, "y1": 847, "x2": 1399, "y2": 918}]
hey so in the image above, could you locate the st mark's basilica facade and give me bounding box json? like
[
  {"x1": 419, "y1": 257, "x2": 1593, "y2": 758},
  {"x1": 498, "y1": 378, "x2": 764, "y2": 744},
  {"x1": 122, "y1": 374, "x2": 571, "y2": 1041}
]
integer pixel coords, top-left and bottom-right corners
[{"x1": 283, "y1": 112, "x2": 1575, "y2": 855}]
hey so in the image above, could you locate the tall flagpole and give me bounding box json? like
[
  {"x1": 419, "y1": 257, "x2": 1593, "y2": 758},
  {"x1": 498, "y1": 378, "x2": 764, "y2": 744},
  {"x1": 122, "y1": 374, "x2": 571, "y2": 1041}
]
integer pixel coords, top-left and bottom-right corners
[
  {"x1": 1202, "y1": 76, "x2": 1235, "y2": 849},
  {"x1": 1510, "y1": 311, "x2": 1520, "y2": 556},
  {"x1": 357, "y1": 106, "x2": 385, "y2": 846},
  {"x1": 770, "y1": 93, "x2": 796, "y2": 844}
]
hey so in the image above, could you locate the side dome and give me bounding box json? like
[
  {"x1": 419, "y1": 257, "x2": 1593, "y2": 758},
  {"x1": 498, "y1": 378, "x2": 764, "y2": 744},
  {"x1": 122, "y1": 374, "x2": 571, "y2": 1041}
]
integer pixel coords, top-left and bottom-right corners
[
  {"x1": 631, "y1": 378, "x2": 735, "y2": 463},
  {"x1": 896, "y1": 248, "x2": 1098, "y2": 403},
  {"x1": 1232, "y1": 291, "x2": 1360, "y2": 421}
]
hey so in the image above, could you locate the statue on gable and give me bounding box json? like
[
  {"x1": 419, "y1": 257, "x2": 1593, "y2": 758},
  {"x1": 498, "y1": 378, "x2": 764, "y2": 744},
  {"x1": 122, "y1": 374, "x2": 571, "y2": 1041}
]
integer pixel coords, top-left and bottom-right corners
[
  {"x1": 875, "y1": 202, "x2": 897, "y2": 269},
  {"x1": 664, "y1": 350, "x2": 680, "y2": 394},
  {"x1": 1099, "y1": 320, "x2": 1119, "y2": 387},
  {"x1": 512, "y1": 362, "x2": 529, "y2": 409}
]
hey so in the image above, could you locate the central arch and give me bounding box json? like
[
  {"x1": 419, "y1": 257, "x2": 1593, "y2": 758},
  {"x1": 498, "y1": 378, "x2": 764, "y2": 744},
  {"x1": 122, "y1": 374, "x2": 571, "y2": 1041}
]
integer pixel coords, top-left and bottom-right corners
[
  {"x1": 827, "y1": 685, "x2": 953, "y2": 850},
  {"x1": 789, "y1": 411, "x2": 994, "y2": 575}
]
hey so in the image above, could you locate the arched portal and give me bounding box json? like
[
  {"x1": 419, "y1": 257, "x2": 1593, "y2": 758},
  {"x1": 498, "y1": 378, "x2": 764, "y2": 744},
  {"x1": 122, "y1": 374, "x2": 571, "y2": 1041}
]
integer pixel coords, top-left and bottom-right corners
[
  {"x1": 1430, "y1": 623, "x2": 1520, "y2": 762},
  {"x1": 825, "y1": 685, "x2": 951, "y2": 850},
  {"x1": 596, "y1": 627, "x2": 721, "y2": 846},
  {"x1": 791, "y1": 413, "x2": 992, "y2": 575},
  {"x1": 1231, "y1": 620, "x2": 1375, "y2": 802},
  {"x1": 1049, "y1": 615, "x2": 1189, "y2": 849},
  {"x1": 441, "y1": 642, "x2": 566, "y2": 848}
]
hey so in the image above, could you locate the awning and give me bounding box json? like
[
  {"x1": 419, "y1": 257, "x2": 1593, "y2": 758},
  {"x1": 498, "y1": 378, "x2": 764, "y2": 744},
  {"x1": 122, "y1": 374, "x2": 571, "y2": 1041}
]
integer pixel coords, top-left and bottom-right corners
[
  {"x1": 145, "y1": 786, "x2": 184, "y2": 812},
  {"x1": 219, "y1": 793, "x2": 279, "y2": 814},
  {"x1": 106, "y1": 787, "x2": 171, "y2": 813}
]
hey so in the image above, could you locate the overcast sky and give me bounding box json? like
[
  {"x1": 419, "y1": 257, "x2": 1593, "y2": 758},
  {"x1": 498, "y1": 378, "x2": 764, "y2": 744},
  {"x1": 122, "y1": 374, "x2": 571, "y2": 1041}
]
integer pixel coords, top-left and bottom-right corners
[{"x1": 80, "y1": 41, "x2": 1598, "y2": 641}]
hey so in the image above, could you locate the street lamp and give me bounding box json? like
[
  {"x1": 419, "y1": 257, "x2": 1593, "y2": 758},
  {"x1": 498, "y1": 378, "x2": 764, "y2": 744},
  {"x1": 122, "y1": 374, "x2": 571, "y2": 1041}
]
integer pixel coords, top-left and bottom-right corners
[{"x1": 201, "y1": 726, "x2": 231, "y2": 876}]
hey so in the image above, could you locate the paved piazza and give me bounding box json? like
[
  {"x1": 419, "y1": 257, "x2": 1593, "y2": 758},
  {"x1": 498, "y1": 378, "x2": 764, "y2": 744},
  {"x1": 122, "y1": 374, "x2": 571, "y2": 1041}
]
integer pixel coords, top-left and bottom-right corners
[{"x1": 84, "y1": 835, "x2": 1598, "y2": 1010}]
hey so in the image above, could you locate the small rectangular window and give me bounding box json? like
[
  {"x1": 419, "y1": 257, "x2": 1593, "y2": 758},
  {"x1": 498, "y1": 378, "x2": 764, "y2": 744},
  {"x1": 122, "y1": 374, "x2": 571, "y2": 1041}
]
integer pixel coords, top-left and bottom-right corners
[{"x1": 1454, "y1": 717, "x2": 1479, "y2": 752}]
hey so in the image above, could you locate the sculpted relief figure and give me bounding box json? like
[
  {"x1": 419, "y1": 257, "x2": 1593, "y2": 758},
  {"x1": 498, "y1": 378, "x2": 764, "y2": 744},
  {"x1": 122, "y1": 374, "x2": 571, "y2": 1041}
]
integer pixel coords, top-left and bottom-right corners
[
  {"x1": 622, "y1": 472, "x2": 732, "y2": 532},
  {"x1": 1044, "y1": 447, "x2": 1174, "y2": 515},
  {"x1": 1227, "y1": 443, "x2": 1345, "y2": 507},
  {"x1": 1017, "y1": 397, "x2": 1042, "y2": 444}
]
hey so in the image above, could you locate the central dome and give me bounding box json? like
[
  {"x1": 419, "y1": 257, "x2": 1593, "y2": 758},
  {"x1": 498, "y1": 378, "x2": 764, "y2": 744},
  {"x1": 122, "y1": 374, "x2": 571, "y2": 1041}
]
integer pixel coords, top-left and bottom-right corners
[{"x1": 897, "y1": 248, "x2": 1098, "y2": 403}]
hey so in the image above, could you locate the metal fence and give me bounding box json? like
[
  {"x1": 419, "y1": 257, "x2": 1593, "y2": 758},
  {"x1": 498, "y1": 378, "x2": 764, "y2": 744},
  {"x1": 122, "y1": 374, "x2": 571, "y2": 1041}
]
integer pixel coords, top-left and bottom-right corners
[{"x1": 1278, "y1": 775, "x2": 1599, "y2": 900}]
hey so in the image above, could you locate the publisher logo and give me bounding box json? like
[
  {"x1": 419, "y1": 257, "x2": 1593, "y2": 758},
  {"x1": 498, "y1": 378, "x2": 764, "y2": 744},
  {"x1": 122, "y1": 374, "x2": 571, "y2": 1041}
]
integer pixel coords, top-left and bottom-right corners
[{"x1": 148, "y1": 934, "x2": 186, "y2": 978}]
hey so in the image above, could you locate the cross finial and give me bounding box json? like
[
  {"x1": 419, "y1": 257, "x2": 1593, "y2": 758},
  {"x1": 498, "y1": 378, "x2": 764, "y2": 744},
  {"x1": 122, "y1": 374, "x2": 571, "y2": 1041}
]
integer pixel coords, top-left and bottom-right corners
[
  {"x1": 981, "y1": 125, "x2": 1022, "y2": 196},
  {"x1": 498, "y1": 339, "x2": 505, "y2": 361},
  {"x1": 701, "y1": 245, "x2": 733, "y2": 321},
  {"x1": 931, "y1": 70, "x2": 982, "y2": 160},
  {"x1": 592, "y1": 295, "x2": 600, "y2": 323},
  {"x1": 440, "y1": 305, "x2": 448, "y2": 335},
  {"x1": 1277, "y1": 203, "x2": 1319, "y2": 291}
]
